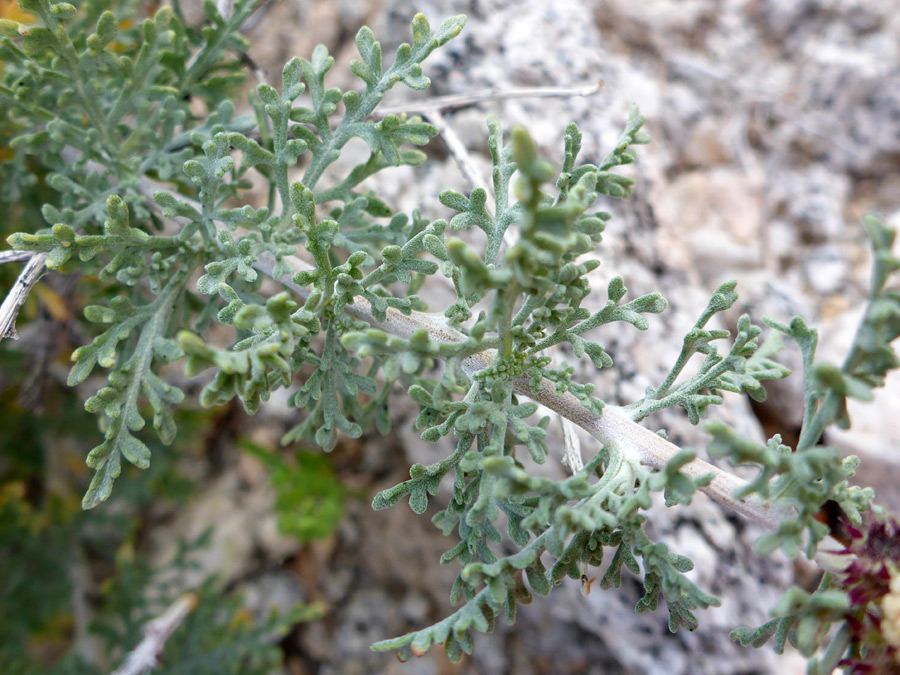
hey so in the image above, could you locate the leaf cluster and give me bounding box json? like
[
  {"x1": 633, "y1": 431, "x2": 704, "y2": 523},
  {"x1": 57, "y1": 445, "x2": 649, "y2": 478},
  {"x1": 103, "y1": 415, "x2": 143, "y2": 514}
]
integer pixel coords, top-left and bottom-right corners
[
  {"x1": 2, "y1": 0, "x2": 467, "y2": 497},
  {"x1": 240, "y1": 441, "x2": 347, "y2": 542},
  {"x1": 708, "y1": 215, "x2": 900, "y2": 671}
]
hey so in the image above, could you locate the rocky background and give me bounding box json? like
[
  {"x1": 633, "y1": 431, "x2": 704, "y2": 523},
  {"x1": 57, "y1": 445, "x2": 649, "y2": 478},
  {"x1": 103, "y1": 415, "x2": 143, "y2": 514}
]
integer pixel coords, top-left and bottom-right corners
[{"x1": 34, "y1": 1, "x2": 900, "y2": 674}]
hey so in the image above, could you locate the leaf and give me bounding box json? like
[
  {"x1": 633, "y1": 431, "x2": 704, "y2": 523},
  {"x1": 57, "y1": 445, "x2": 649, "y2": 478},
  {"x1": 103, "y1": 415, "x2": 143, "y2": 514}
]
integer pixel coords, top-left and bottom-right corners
[{"x1": 78, "y1": 274, "x2": 187, "y2": 508}]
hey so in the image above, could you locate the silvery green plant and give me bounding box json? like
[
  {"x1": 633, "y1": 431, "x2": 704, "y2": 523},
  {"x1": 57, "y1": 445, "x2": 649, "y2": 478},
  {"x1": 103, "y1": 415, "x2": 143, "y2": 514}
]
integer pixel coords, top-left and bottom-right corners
[{"x1": 2, "y1": 0, "x2": 899, "y2": 670}]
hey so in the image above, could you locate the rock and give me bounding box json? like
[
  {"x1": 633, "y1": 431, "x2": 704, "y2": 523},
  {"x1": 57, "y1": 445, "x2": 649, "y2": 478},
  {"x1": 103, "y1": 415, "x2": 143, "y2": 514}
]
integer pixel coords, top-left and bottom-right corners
[
  {"x1": 803, "y1": 245, "x2": 850, "y2": 296},
  {"x1": 237, "y1": 569, "x2": 308, "y2": 624},
  {"x1": 652, "y1": 168, "x2": 765, "y2": 283},
  {"x1": 146, "y1": 471, "x2": 298, "y2": 592}
]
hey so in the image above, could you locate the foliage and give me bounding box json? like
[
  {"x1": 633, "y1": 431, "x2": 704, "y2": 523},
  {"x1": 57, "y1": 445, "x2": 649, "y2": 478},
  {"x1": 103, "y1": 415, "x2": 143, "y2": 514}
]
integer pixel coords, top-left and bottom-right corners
[
  {"x1": 240, "y1": 440, "x2": 347, "y2": 541},
  {"x1": 1, "y1": 0, "x2": 899, "y2": 671},
  {"x1": 0, "y1": 347, "x2": 316, "y2": 673},
  {"x1": 0, "y1": 484, "x2": 75, "y2": 674},
  {"x1": 0, "y1": 478, "x2": 319, "y2": 674},
  {"x1": 717, "y1": 214, "x2": 900, "y2": 673},
  {"x1": 91, "y1": 535, "x2": 322, "y2": 675}
]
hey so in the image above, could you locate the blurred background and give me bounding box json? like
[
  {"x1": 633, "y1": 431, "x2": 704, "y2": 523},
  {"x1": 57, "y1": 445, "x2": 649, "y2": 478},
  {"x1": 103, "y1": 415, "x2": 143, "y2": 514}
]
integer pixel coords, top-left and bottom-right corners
[{"x1": 2, "y1": 0, "x2": 898, "y2": 673}]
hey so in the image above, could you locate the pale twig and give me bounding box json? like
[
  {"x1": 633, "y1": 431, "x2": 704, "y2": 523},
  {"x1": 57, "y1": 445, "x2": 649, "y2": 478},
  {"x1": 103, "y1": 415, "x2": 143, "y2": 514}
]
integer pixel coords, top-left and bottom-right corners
[
  {"x1": 560, "y1": 416, "x2": 584, "y2": 473},
  {"x1": 549, "y1": 347, "x2": 584, "y2": 473},
  {"x1": 376, "y1": 80, "x2": 604, "y2": 117},
  {"x1": 240, "y1": 51, "x2": 268, "y2": 87},
  {"x1": 111, "y1": 593, "x2": 198, "y2": 675},
  {"x1": 425, "y1": 110, "x2": 495, "y2": 215},
  {"x1": 0, "y1": 250, "x2": 33, "y2": 264},
  {"x1": 237, "y1": 0, "x2": 277, "y2": 33},
  {"x1": 0, "y1": 251, "x2": 47, "y2": 340},
  {"x1": 227, "y1": 81, "x2": 606, "y2": 150}
]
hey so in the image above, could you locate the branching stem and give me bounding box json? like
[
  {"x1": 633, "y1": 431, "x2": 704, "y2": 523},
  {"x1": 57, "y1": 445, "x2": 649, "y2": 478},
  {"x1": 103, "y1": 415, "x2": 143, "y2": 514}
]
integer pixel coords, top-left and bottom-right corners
[
  {"x1": 251, "y1": 247, "x2": 791, "y2": 532},
  {"x1": 111, "y1": 593, "x2": 198, "y2": 675},
  {"x1": 0, "y1": 251, "x2": 48, "y2": 340},
  {"x1": 4, "y1": 143, "x2": 790, "y2": 530}
]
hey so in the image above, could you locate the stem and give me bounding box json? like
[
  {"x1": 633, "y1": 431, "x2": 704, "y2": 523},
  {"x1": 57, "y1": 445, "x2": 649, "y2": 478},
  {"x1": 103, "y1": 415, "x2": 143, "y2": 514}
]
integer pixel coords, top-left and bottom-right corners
[
  {"x1": 111, "y1": 593, "x2": 198, "y2": 675},
  {"x1": 374, "y1": 80, "x2": 604, "y2": 118},
  {"x1": 0, "y1": 252, "x2": 48, "y2": 340},
  {"x1": 797, "y1": 390, "x2": 841, "y2": 452}
]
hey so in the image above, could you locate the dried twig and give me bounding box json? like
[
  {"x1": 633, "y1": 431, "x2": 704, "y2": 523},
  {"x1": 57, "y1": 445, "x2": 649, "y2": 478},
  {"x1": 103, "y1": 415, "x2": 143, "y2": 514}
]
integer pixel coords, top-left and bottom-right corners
[
  {"x1": 111, "y1": 593, "x2": 198, "y2": 675},
  {"x1": 240, "y1": 51, "x2": 268, "y2": 87},
  {"x1": 425, "y1": 110, "x2": 494, "y2": 213},
  {"x1": 376, "y1": 80, "x2": 604, "y2": 117},
  {"x1": 560, "y1": 415, "x2": 584, "y2": 473},
  {"x1": 549, "y1": 346, "x2": 584, "y2": 473},
  {"x1": 237, "y1": 0, "x2": 277, "y2": 34},
  {"x1": 0, "y1": 250, "x2": 34, "y2": 264},
  {"x1": 0, "y1": 251, "x2": 47, "y2": 340}
]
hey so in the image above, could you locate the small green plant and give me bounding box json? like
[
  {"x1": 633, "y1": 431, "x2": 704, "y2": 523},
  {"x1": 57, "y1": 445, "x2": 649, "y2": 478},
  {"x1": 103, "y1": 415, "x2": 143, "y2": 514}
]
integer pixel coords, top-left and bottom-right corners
[
  {"x1": 240, "y1": 440, "x2": 347, "y2": 541},
  {"x1": 0, "y1": 484, "x2": 321, "y2": 674},
  {"x1": 2, "y1": 0, "x2": 899, "y2": 670}
]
